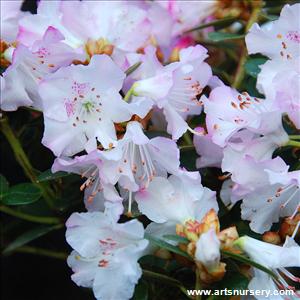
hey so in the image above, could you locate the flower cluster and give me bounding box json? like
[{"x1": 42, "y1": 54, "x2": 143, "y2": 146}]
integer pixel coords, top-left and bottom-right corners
[{"x1": 1, "y1": 1, "x2": 299, "y2": 300}]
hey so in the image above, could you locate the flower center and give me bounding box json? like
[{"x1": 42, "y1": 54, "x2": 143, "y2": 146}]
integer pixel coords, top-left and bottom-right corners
[
  {"x1": 65, "y1": 81, "x2": 103, "y2": 127},
  {"x1": 85, "y1": 38, "x2": 114, "y2": 58},
  {"x1": 120, "y1": 142, "x2": 156, "y2": 189},
  {"x1": 168, "y1": 76, "x2": 203, "y2": 113}
]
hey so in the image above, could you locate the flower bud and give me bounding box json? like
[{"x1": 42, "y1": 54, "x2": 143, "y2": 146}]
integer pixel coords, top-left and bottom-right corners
[
  {"x1": 262, "y1": 231, "x2": 281, "y2": 245},
  {"x1": 217, "y1": 226, "x2": 239, "y2": 250},
  {"x1": 195, "y1": 228, "x2": 221, "y2": 272},
  {"x1": 197, "y1": 209, "x2": 220, "y2": 235},
  {"x1": 279, "y1": 214, "x2": 300, "y2": 240}
]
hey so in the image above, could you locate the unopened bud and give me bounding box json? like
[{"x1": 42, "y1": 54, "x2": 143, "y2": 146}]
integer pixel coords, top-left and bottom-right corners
[
  {"x1": 197, "y1": 209, "x2": 220, "y2": 235},
  {"x1": 186, "y1": 242, "x2": 196, "y2": 257},
  {"x1": 279, "y1": 214, "x2": 300, "y2": 240},
  {"x1": 218, "y1": 226, "x2": 239, "y2": 250},
  {"x1": 195, "y1": 229, "x2": 221, "y2": 273},
  {"x1": 262, "y1": 231, "x2": 281, "y2": 245}
]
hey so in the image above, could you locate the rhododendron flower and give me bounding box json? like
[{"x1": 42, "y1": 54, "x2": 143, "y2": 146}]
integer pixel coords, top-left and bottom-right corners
[
  {"x1": 135, "y1": 172, "x2": 217, "y2": 224},
  {"x1": 18, "y1": 0, "x2": 151, "y2": 60},
  {"x1": 193, "y1": 127, "x2": 224, "y2": 168},
  {"x1": 246, "y1": 3, "x2": 300, "y2": 129},
  {"x1": 1, "y1": 0, "x2": 24, "y2": 43},
  {"x1": 66, "y1": 211, "x2": 148, "y2": 300},
  {"x1": 246, "y1": 4, "x2": 300, "y2": 62},
  {"x1": 133, "y1": 45, "x2": 212, "y2": 139},
  {"x1": 256, "y1": 58, "x2": 300, "y2": 129},
  {"x1": 158, "y1": 0, "x2": 216, "y2": 36},
  {"x1": 235, "y1": 235, "x2": 300, "y2": 299},
  {"x1": 41, "y1": 54, "x2": 151, "y2": 156},
  {"x1": 98, "y1": 121, "x2": 180, "y2": 192},
  {"x1": 203, "y1": 86, "x2": 283, "y2": 147},
  {"x1": 241, "y1": 164, "x2": 300, "y2": 234},
  {"x1": 1, "y1": 27, "x2": 85, "y2": 111},
  {"x1": 52, "y1": 150, "x2": 122, "y2": 214}
]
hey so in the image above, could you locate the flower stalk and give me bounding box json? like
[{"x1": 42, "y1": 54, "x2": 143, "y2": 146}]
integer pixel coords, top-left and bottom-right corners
[
  {"x1": 232, "y1": 1, "x2": 262, "y2": 89},
  {"x1": 0, "y1": 205, "x2": 61, "y2": 224},
  {"x1": 0, "y1": 117, "x2": 56, "y2": 208}
]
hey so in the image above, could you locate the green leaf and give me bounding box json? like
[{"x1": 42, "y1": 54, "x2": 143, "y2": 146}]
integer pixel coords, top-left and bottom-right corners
[
  {"x1": 142, "y1": 270, "x2": 181, "y2": 287},
  {"x1": 3, "y1": 224, "x2": 62, "y2": 253},
  {"x1": 185, "y1": 17, "x2": 238, "y2": 33},
  {"x1": 36, "y1": 169, "x2": 69, "y2": 182},
  {"x1": 0, "y1": 174, "x2": 9, "y2": 199},
  {"x1": 133, "y1": 280, "x2": 148, "y2": 300},
  {"x1": 244, "y1": 58, "x2": 267, "y2": 78},
  {"x1": 145, "y1": 233, "x2": 192, "y2": 260},
  {"x1": 2, "y1": 183, "x2": 42, "y2": 205},
  {"x1": 208, "y1": 32, "x2": 245, "y2": 42},
  {"x1": 125, "y1": 61, "x2": 142, "y2": 76},
  {"x1": 163, "y1": 234, "x2": 189, "y2": 244}
]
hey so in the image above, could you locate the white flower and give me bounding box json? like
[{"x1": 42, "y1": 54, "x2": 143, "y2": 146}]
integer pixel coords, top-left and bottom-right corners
[
  {"x1": 135, "y1": 172, "x2": 217, "y2": 224},
  {"x1": 235, "y1": 235, "x2": 300, "y2": 299},
  {"x1": 195, "y1": 228, "x2": 221, "y2": 272},
  {"x1": 41, "y1": 55, "x2": 151, "y2": 156},
  {"x1": 66, "y1": 211, "x2": 148, "y2": 300}
]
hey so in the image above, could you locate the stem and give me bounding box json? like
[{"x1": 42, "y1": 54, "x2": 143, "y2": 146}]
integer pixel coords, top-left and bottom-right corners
[
  {"x1": 232, "y1": 1, "x2": 262, "y2": 89},
  {"x1": 232, "y1": 47, "x2": 247, "y2": 89},
  {"x1": 0, "y1": 205, "x2": 61, "y2": 224},
  {"x1": 12, "y1": 246, "x2": 67, "y2": 260},
  {"x1": 183, "y1": 132, "x2": 193, "y2": 145},
  {"x1": 0, "y1": 117, "x2": 56, "y2": 208},
  {"x1": 285, "y1": 140, "x2": 300, "y2": 148},
  {"x1": 289, "y1": 135, "x2": 300, "y2": 140},
  {"x1": 179, "y1": 145, "x2": 195, "y2": 152}
]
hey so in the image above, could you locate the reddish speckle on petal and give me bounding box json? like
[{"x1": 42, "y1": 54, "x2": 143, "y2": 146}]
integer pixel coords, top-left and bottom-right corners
[{"x1": 98, "y1": 259, "x2": 109, "y2": 267}]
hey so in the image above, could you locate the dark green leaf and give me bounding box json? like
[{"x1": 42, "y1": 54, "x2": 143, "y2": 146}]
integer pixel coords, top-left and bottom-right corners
[
  {"x1": 145, "y1": 233, "x2": 192, "y2": 260},
  {"x1": 36, "y1": 169, "x2": 69, "y2": 182},
  {"x1": 2, "y1": 183, "x2": 42, "y2": 205},
  {"x1": 244, "y1": 58, "x2": 267, "y2": 78},
  {"x1": 3, "y1": 224, "x2": 62, "y2": 253},
  {"x1": 139, "y1": 255, "x2": 168, "y2": 270},
  {"x1": 133, "y1": 280, "x2": 148, "y2": 300},
  {"x1": 163, "y1": 234, "x2": 189, "y2": 244},
  {"x1": 208, "y1": 32, "x2": 245, "y2": 42},
  {"x1": 185, "y1": 17, "x2": 238, "y2": 33},
  {"x1": 0, "y1": 174, "x2": 9, "y2": 199}
]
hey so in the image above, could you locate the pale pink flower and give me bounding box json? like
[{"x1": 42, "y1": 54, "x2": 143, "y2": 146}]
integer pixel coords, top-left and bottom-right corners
[
  {"x1": 203, "y1": 86, "x2": 283, "y2": 147},
  {"x1": 0, "y1": 27, "x2": 85, "y2": 111},
  {"x1": 235, "y1": 235, "x2": 300, "y2": 299},
  {"x1": 18, "y1": 0, "x2": 151, "y2": 57},
  {"x1": 98, "y1": 121, "x2": 180, "y2": 193},
  {"x1": 193, "y1": 127, "x2": 224, "y2": 168},
  {"x1": 40, "y1": 55, "x2": 151, "y2": 156},
  {"x1": 246, "y1": 4, "x2": 300, "y2": 61},
  {"x1": 1, "y1": 0, "x2": 25, "y2": 42},
  {"x1": 66, "y1": 211, "x2": 148, "y2": 300},
  {"x1": 158, "y1": 0, "x2": 216, "y2": 36},
  {"x1": 135, "y1": 171, "x2": 217, "y2": 224},
  {"x1": 133, "y1": 45, "x2": 212, "y2": 139}
]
